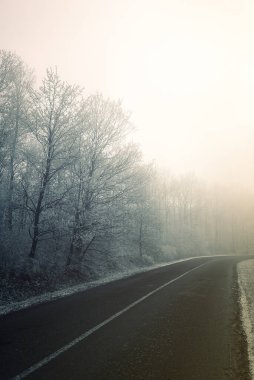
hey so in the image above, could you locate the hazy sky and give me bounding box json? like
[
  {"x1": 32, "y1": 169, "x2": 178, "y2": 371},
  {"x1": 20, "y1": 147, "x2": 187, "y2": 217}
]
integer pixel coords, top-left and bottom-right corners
[{"x1": 1, "y1": 0, "x2": 254, "y2": 189}]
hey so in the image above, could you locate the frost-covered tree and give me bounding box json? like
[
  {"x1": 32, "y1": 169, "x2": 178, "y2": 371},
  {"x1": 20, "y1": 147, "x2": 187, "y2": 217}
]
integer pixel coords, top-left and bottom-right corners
[
  {"x1": 0, "y1": 51, "x2": 19, "y2": 183},
  {"x1": 0, "y1": 51, "x2": 33, "y2": 232},
  {"x1": 5, "y1": 58, "x2": 33, "y2": 231},
  {"x1": 26, "y1": 69, "x2": 82, "y2": 259},
  {"x1": 66, "y1": 93, "x2": 141, "y2": 268}
]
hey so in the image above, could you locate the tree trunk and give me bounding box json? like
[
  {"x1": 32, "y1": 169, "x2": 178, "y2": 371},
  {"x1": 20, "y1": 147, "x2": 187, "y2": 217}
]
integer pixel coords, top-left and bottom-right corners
[
  {"x1": 6, "y1": 107, "x2": 19, "y2": 231},
  {"x1": 29, "y1": 143, "x2": 51, "y2": 258},
  {"x1": 29, "y1": 189, "x2": 44, "y2": 258},
  {"x1": 66, "y1": 176, "x2": 82, "y2": 266},
  {"x1": 139, "y1": 216, "x2": 143, "y2": 257},
  {"x1": 81, "y1": 235, "x2": 95, "y2": 261},
  {"x1": 6, "y1": 163, "x2": 15, "y2": 231}
]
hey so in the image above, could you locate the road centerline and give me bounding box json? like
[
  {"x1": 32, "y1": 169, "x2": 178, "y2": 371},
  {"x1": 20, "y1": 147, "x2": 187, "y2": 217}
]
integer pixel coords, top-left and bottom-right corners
[{"x1": 12, "y1": 261, "x2": 209, "y2": 380}]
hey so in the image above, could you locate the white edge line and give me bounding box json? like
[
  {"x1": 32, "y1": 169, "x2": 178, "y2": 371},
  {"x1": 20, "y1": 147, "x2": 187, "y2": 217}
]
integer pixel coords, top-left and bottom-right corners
[
  {"x1": 12, "y1": 262, "x2": 207, "y2": 379},
  {"x1": 237, "y1": 262, "x2": 254, "y2": 379}
]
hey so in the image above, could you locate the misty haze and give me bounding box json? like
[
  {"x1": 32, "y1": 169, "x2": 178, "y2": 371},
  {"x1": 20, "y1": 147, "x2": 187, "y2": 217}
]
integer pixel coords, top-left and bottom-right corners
[{"x1": 0, "y1": 1, "x2": 254, "y2": 379}]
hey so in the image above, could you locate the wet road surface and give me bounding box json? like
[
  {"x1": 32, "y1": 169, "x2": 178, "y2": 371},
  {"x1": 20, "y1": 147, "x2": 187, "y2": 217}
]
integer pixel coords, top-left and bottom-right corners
[{"x1": 0, "y1": 256, "x2": 250, "y2": 379}]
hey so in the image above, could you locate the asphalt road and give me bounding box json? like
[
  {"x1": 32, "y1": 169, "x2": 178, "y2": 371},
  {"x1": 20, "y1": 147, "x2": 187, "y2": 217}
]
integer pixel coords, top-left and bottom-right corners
[{"x1": 0, "y1": 256, "x2": 251, "y2": 380}]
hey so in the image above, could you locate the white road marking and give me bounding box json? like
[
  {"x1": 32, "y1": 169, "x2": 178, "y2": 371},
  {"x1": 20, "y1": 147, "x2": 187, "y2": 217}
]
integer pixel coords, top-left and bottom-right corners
[{"x1": 12, "y1": 262, "x2": 208, "y2": 379}]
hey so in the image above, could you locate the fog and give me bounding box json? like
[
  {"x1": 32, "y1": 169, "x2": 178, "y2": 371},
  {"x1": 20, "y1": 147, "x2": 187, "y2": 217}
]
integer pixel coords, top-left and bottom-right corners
[
  {"x1": 2, "y1": 4, "x2": 254, "y2": 377},
  {"x1": 1, "y1": 0, "x2": 254, "y2": 304},
  {"x1": 1, "y1": 0, "x2": 254, "y2": 191}
]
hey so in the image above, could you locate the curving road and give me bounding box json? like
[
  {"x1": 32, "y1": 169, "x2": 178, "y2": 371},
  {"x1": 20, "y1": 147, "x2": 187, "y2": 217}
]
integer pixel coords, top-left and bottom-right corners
[{"x1": 0, "y1": 256, "x2": 251, "y2": 379}]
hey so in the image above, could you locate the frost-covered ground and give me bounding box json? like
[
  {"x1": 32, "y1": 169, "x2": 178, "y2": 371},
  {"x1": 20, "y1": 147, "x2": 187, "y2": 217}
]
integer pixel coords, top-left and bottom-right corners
[
  {"x1": 0, "y1": 256, "x2": 209, "y2": 317},
  {"x1": 238, "y1": 259, "x2": 254, "y2": 379}
]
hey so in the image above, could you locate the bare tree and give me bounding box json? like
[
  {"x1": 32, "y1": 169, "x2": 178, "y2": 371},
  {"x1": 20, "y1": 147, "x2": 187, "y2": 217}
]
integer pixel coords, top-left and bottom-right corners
[
  {"x1": 27, "y1": 68, "x2": 82, "y2": 259},
  {"x1": 66, "y1": 93, "x2": 141, "y2": 267},
  {"x1": 5, "y1": 56, "x2": 33, "y2": 230},
  {"x1": 0, "y1": 50, "x2": 17, "y2": 182}
]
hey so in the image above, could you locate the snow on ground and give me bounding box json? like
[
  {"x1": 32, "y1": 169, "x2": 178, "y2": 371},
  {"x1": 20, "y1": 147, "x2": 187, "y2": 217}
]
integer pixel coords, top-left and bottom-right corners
[
  {"x1": 0, "y1": 256, "x2": 212, "y2": 317},
  {"x1": 238, "y1": 259, "x2": 254, "y2": 379}
]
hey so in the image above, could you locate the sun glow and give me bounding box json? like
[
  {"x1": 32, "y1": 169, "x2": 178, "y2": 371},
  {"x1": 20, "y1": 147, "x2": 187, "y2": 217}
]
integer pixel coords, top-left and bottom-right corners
[
  {"x1": 117, "y1": 33, "x2": 218, "y2": 106},
  {"x1": 114, "y1": 33, "x2": 222, "y2": 175},
  {"x1": 143, "y1": 36, "x2": 216, "y2": 97},
  {"x1": 2, "y1": 0, "x2": 254, "y2": 187}
]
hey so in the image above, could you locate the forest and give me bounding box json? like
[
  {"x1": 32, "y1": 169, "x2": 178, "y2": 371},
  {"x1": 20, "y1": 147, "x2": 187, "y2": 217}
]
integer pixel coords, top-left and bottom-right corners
[{"x1": 0, "y1": 50, "x2": 253, "y2": 293}]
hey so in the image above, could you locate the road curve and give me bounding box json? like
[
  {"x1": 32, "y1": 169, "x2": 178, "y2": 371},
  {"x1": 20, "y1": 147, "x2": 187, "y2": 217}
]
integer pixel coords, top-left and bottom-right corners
[{"x1": 0, "y1": 256, "x2": 250, "y2": 379}]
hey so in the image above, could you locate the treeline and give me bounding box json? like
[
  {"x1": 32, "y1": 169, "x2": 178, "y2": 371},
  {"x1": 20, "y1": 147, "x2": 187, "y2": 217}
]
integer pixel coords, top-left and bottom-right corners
[{"x1": 0, "y1": 50, "x2": 253, "y2": 278}]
